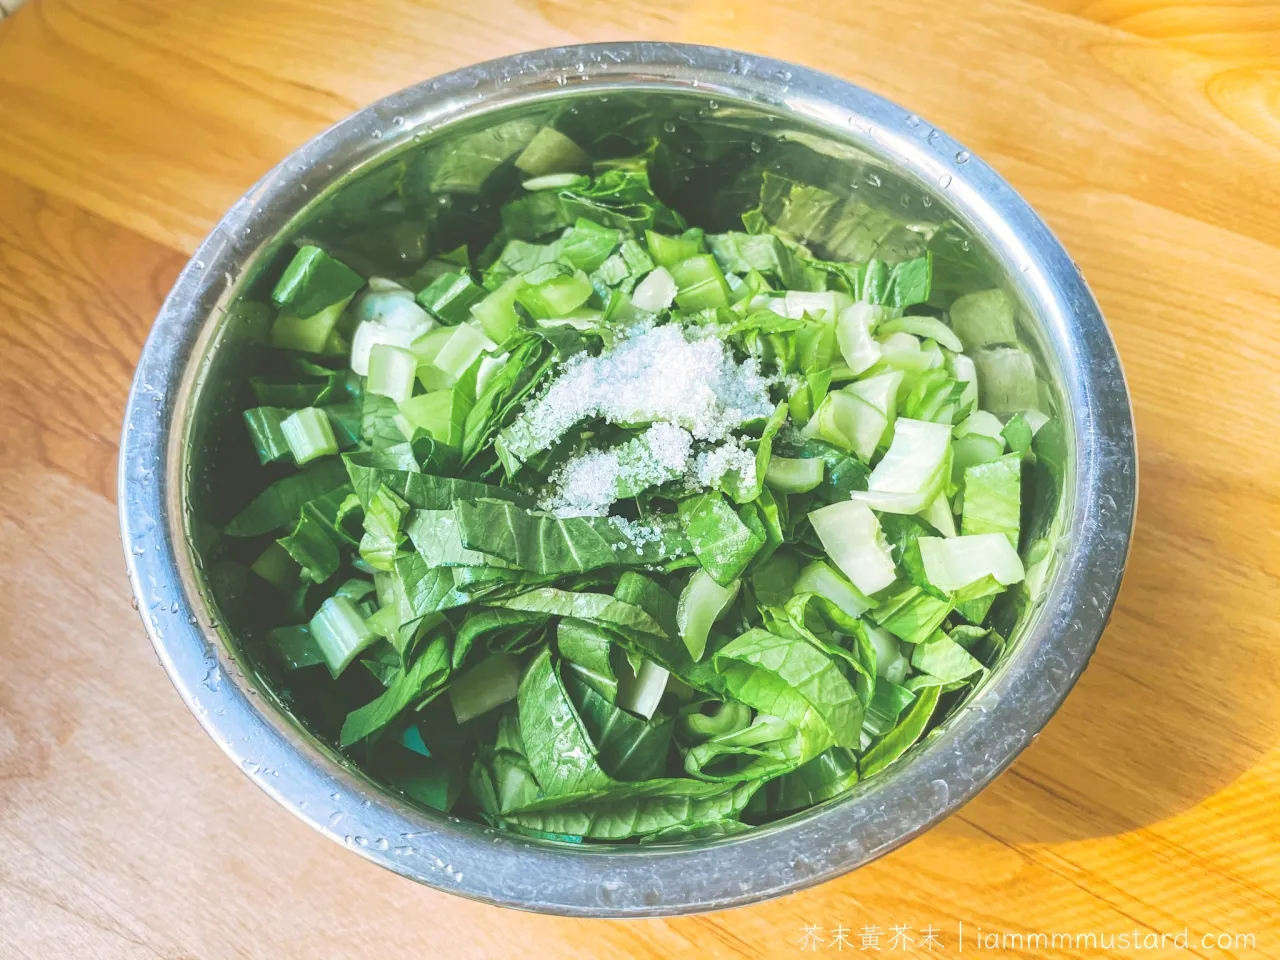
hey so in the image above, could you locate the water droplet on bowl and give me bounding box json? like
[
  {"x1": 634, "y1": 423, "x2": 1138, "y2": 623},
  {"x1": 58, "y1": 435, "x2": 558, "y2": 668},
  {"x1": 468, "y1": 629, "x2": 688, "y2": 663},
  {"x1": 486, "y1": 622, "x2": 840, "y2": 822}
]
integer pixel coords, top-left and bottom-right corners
[
  {"x1": 392, "y1": 116, "x2": 405, "y2": 126},
  {"x1": 955, "y1": 150, "x2": 970, "y2": 164},
  {"x1": 938, "y1": 173, "x2": 953, "y2": 189},
  {"x1": 905, "y1": 113, "x2": 921, "y2": 127},
  {"x1": 371, "y1": 130, "x2": 382, "y2": 140}
]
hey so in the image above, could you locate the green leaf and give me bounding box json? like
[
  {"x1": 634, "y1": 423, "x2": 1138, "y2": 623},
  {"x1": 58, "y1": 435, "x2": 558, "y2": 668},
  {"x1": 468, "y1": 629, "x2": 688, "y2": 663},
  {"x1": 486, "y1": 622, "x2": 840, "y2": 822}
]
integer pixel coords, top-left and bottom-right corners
[
  {"x1": 517, "y1": 647, "x2": 614, "y2": 797},
  {"x1": 405, "y1": 508, "x2": 509, "y2": 568},
  {"x1": 961, "y1": 454, "x2": 1022, "y2": 548},
  {"x1": 859, "y1": 685, "x2": 941, "y2": 778},
  {"x1": 862, "y1": 678, "x2": 917, "y2": 737},
  {"x1": 909, "y1": 632, "x2": 984, "y2": 683},
  {"x1": 713, "y1": 628, "x2": 862, "y2": 759},
  {"x1": 869, "y1": 583, "x2": 954, "y2": 644},
  {"x1": 766, "y1": 746, "x2": 860, "y2": 813},
  {"x1": 454, "y1": 608, "x2": 550, "y2": 666},
  {"x1": 566, "y1": 672, "x2": 673, "y2": 781},
  {"x1": 462, "y1": 339, "x2": 559, "y2": 462},
  {"x1": 272, "y1": 245, "x2": 365, "y2": 319},
  {"x1": 792, "y1": 438, "x2": 871, "y2": 503},
  {"x1": 678, "y1": 491, "x2": 765, "y2": 586},
  {"x1": 265, "y1": 624, "x2": 324, "y2": 670},
  {"x1": 638, "y1": 819, "x2": 751, "y2": 844},
  {"x1": 225, "y1": 460, "x2": 350, "y2": 536},
  {"x1": 394, "y1": 553, "x2": 475, "y2": 617},
  {"x1": 682, "y1": 713, "x2": 803, "y2": 782},
  {"x1": 277, "y1": 498, "x2": 345, "y2": 583},
  {"x1": 455, "y1": 499, "x2": 690, "y2": 574},
  {"x1": 340, "y1": 632, "x2": 451, "y2": 745},
  {"x1": 242, "y1": 406, "x2": 295, "y2": 464},
  {"x1": 358, "y1": 484, "x2": 411, "y2": 572},
  {"x1": 487, "y1": 588, "x2": 668, "y2": 638},
  {"x1": 360, "y1": 391, "x2": 406, "y2": 447},
  {"x1": 613, "y1": 572, "x2": 680, "y2": 641},
  {"x1": 343, "y1": 455, "x2": 530, "y2": 512},
  {"x1": 502, "y1": 778, "x2": 758, "y2": 840},
  {"x1": 415, "y1": 271, "x2": 487, "y2": 326},
  {"x1": 1001, "y1": 413, "x2": 1034, "y2": 457},
  {"x1": 557, "y1": 618, "x2": 619, "y2": 702}
]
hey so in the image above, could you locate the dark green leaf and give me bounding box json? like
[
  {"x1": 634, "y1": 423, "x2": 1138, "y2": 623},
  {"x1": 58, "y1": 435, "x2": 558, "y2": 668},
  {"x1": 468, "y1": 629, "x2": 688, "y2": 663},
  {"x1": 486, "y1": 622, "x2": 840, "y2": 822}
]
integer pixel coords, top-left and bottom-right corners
[
  {"x1": 225, "y1": 460, "x2": 350, "y2": 536},
  {"x1": 502, "y1": 778, "x2": 758, "y2": 840},
  {"x1": 517, "y1": 647, "x2": 614, "y2": 796},
  {"x1": 859, "y1": 686, "x2": 941, "y2": 778},
  {"x1": 566, "y1": 671, "x2": 673, "y2": 781},
  {"x1": 456, "y1": 499, "x2": 690, "y2": 574},
  {"x1": 340, "y1": 632, "x2": 451, "y2": 745}
]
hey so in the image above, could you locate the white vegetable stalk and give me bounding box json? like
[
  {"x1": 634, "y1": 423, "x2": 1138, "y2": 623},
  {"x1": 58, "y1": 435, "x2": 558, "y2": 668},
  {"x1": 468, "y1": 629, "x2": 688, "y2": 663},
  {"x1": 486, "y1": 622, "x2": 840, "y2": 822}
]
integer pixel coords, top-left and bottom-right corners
[
  {"x1": 918, "y1": 534, "x2": 1026, "y2": 592},
  {"x1": 836, "y1": 302, "x2": 885, "y2": 375},
  {"x1": 630, "y1": 266, "x2": 678, "y2": 313},
  {"x1": 782, "y1": 290, "x2": 853, "y2": 321},
  {"x1": 877, "y1": 315, "x2": 965, "y2": 354},
  {"x1": 953, "y1": 409, "x2": 1005, "y2": 440},
  {"x1": 349, "y1": 282, "x2": 434, "y2": 376},
  {"x1": 971, "y1": 345, "x2": 1039, "y2": 414},
  {"x1": 949, "y1": 288, "x2": 1017, "y2": 349},
  {"x1": 450, "y1": 654, "x2": 521, "y2": 724},
  {"x1": 807, "y1": 500, "x2": 898, "y2": 596},
  {"x1": 793, "y1": 560, "x2": 873, "y2": 618},
  {"x1": 842, "y1": 370, "x2": 904, "y2": 460},
  {"x1": 432, "y1": 322, "x2": 496, "y2": 380},
  {"x1": 866, "y1": 623, "x2": 907, "y2": 681},
  {"x1": 677, "y1": 570, "x2": 741, "y2": 661},
  {"x1": 946, "y1": 351, "x2": 979, "y2": 412},
  {"x1": 921, "y1": 492, "x2": 958, "y2": 538},
  {"x1": 849, "y1": 418, "x2": 952, "y2": 515},
  {"x1": 617, "y1": 659, "x2": 669, "y2": 720}
]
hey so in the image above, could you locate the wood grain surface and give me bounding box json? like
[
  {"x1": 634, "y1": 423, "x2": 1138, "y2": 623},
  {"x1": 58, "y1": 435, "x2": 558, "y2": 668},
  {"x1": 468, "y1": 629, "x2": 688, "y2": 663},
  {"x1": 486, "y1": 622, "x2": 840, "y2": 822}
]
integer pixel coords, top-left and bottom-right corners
[{"x1": 1, "y1": 1, "x2": 1278, "y2": 957}]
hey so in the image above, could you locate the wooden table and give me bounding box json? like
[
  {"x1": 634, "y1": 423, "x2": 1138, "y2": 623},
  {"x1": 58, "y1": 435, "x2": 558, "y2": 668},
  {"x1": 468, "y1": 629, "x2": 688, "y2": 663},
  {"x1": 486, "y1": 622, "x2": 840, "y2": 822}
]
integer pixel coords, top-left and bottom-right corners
[{"x1": 1, "y1": 1, "x2": 1278, "y2": 957}]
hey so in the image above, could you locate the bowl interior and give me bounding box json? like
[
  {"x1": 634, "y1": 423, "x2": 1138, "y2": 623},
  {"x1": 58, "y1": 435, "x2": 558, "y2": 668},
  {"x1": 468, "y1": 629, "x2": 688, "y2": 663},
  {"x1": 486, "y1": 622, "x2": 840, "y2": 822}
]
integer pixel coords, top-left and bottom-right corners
[{"x1": 160, "y1": 70, "x2": 1087, "y2": 913}]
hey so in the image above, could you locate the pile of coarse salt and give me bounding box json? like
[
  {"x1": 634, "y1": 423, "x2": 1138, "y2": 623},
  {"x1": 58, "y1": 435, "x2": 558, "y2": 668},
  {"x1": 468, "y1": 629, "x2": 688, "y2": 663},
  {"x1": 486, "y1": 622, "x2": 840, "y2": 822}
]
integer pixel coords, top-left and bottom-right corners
[{"x1": 525, "y1": 324, "x2": 775, "y2": 517}]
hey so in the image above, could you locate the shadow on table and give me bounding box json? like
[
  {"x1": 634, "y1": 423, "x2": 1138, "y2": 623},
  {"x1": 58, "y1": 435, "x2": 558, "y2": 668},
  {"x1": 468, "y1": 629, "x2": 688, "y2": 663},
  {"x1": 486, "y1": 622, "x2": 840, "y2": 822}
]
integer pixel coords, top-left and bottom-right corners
[{"x1": 950, "y1": 454, "x2": 1279, "y2": 843}]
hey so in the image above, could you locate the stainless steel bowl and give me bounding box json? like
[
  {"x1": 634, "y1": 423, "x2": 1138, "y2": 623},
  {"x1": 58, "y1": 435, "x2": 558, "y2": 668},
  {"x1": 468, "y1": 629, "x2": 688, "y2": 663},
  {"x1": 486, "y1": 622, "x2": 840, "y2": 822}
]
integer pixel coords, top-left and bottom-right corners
[{"x1": 120, "y1": 42, "x2": 1136, "y2": 917}]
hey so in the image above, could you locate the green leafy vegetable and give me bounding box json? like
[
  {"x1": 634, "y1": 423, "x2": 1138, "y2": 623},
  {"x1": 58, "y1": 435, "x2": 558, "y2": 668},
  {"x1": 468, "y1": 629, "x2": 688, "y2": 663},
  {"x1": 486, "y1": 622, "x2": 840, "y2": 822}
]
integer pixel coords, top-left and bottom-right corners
[
  {"x1": 678, "y1": 492, "x2": 765, "y2": 586},
  {"x1": 224, "y1": 139, "x2": 1056, "y2": 844}
]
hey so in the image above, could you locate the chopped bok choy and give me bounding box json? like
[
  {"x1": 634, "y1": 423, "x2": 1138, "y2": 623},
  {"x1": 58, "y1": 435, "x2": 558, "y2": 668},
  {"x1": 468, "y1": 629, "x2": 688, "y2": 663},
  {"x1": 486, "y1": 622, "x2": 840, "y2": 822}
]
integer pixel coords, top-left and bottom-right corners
[{"x1": 220, "y1": 125, "x2": 1055, "y2": 843}]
